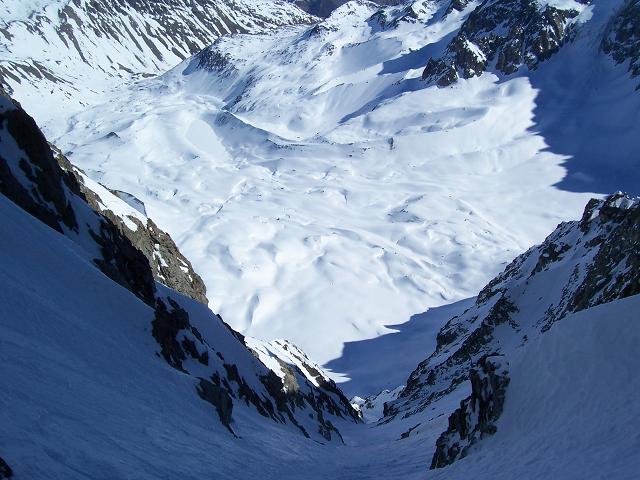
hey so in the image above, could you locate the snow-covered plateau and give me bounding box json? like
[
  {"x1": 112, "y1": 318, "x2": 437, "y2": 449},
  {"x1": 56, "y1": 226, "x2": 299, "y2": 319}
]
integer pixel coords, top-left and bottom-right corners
[{"x1": 0, "y1": 0, "x2": 639, "y2": 478}]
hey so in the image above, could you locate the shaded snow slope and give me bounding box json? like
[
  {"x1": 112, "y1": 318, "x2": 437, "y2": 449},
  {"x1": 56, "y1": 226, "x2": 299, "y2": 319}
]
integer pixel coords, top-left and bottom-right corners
[
  {"x1": 48, "y1": 0, "x2": 640, "y2": 388},
  {"x1": 0, "y1": 193, "x2": 357, "y2": 478},
  {"x1": 0, "y1": 90, "x2": 360, "y2": 472},
  {"x1": 427, "y1": 295, "x2": 640, "y2": 479},
  {"x1": 388, "y1": 191, "x2": 640, "y2": 419}
]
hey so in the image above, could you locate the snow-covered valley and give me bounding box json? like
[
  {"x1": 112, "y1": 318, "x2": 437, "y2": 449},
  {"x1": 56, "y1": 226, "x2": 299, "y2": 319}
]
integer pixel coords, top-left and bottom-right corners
[
  {"x1": 45, "y1": 0, "x2": 640, "y2": 391},
  {"x1": 1, "y1": 0, "x2": 639, "y2": 477}
]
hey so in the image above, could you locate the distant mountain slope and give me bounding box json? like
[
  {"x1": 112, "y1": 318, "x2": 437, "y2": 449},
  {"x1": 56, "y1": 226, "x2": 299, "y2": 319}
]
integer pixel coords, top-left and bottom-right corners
[
  {"x1": 0, "y1": 0, "x2": 312, "y2": 123},
  {"x1": 292, "y1": 0, "x2": 401, "y2": 17}
]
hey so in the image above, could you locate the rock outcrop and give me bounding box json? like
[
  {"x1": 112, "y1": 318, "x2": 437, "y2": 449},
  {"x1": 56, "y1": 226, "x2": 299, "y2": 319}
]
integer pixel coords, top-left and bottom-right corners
[
  {"x1": 368, "y1": 0, "x2": 437, "y2": 30},
  {"x1": 430, "y1": 355, "x2": 510, "y2": 469},
  {"x1": 294, "y1": 0, "x2": 401, "y2": 18},
  {"x1": 422, "y1": 0, "x2": 586, "y2": 85},
  {"x1": 602, "y1": 0, "x2": 640, "y2": 89},
  {"x1": 0, "y1": 457, "x2": 12, "y2": 479},
  {"x1": 53, "y1": 145, "x2": 208, "y2": 304}
]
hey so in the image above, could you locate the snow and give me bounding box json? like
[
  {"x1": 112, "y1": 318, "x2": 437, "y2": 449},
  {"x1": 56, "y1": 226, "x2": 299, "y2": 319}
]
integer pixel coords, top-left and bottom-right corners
[
  {"x1": 0, "y1": 0, "x2": 311, "y2": 124},
  {"x1": 0, "y1": 0, "x2": 66, "y2": 25},
  {"x1": 2, "y1": 188, "x2": 637, "y2": 478},
  {"x1": 1, "y1": 0, "x2": 640, "y2": 475},
  {"x1": 79, "y1": 173, "x2": 147, "y2": 231},
  {"x1": 43, "y1": 0, "x2": 633, "y2": 390},
  {"x1": 351, "y1": 385, "x2": 404, "y2": 423},
  {"x1": 428, "y1": 295, "x2": 640, "y2": 479}
]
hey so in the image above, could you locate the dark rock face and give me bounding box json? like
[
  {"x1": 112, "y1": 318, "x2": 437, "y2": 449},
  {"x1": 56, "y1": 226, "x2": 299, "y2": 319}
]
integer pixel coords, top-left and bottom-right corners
[
  {"x1": 0, "y1": 457, "x2": 12, "y2": 479},
  {"x1": 295, "y1": 0, "x2": 401, "y2": 18},
  {"x1": 197, "y1": 378, "x2": 234, "y2": 429},
  {"x1": 295, "y1": 0, "x2": 351, "y2": 17},
  {"x1": 446, "y1": 0, "x2": 471, "y2": 14},
  {"x1": 0, "y1": 92, "x2": 156, "y2": 305},
  {"x1": 423, "y1": 0, "x2": 583, "y2": 85},
  {"x1": 431, "y1": 355, "x2": 510, "y2": 469},
  {"x1": 52, "y1": 146, "x2": 208, "y2": 304},
  {"x1": 90, "y1": 218, "x2": 157, "y2": 306},
  {"x1": 602, "y1": 0, "x2": 640, "y2": 89},
  {"x1": 0, "y1": 94, "x2": 77, "y2": 234},
  {"x1": 388, "y1": 193, "x2": 640, "y2": 420},
  {"x1": 368, "y1": 1, "x2": 433, "y2": 30}
]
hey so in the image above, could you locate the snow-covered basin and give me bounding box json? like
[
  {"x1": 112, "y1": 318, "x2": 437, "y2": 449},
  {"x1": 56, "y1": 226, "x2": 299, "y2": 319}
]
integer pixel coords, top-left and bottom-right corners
[{"x1": 47, "y1": 0, "x2": 640, "y2": 394}]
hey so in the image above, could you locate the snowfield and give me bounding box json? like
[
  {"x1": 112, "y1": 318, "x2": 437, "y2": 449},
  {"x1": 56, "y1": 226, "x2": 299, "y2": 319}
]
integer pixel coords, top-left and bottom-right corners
[{"x1": 46, "y1": 0, "x2": 640, "y2": 396}]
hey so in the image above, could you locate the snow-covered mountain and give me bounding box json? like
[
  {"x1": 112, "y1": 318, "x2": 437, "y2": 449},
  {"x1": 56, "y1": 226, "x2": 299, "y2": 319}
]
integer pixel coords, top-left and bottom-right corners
[
  {"x1": 292, "y1": 0, "x2": 401, "y2": 17},
  {"x1": 0, "y1": 0, "x2": 312, "y2": 122},
  {"x1": 1, "y1": 0, "x2": 639, "y2": 477},
  {"x1": 40, "y1": 0, "x2": 640, "y2": 380}
]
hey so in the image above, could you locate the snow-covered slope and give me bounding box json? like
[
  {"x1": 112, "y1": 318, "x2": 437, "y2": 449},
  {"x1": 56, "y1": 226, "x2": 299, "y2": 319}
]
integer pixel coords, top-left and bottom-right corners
[
  {"x1": 0, "y1": 90, "x2": 361, "y2": 480},
  {"x1": 48, "y1": 0, "x2": 640, "y2": 389},
  {"x1": 0, "y1": 0, "x2": 312, "y2": 123},
  {"x1": 387, "y1": 191, "x2": 640, "y2": 421},
  {"x1": 426, "y1": 294, "x2": 640, "y2": 479},
  {"x1": 2, "y1": 0, "x2": 639, "y2": 477}
]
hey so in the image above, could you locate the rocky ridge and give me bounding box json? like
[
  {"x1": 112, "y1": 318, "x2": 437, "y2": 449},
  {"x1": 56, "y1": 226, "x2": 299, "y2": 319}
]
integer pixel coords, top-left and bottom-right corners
[
  {"x1": 387, "y1": 192, "x2": 640, "y2": 420},
  {"x1": 430, "y1": 354, "x2": 510, "y2": 468},
  {"x1": 602, "y1": 0, "x2": 640, "y2": 89},
  {"x1": 293, "y1": 0, "x2": 401, "y2": 17},
  {"x1": 52, "y1": 146, "x2": 209, "y2": 304}
]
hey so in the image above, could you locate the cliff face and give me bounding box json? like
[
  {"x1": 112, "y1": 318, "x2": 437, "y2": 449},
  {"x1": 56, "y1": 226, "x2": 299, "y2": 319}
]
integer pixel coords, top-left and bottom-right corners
[
  {"x1": 602, "y1": 0, "x2": 640, "y2": 89},
  {"x1": 422, "y1": 0, "x2": 588, "y2": 85},
  {"x1": 430, "y1": 354, "x2": 510, "y2": 468}
]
